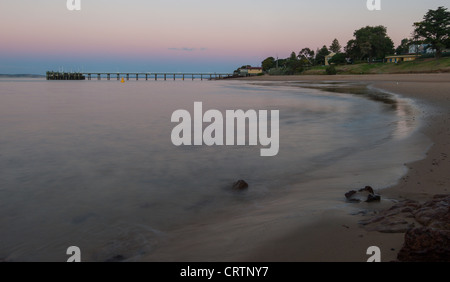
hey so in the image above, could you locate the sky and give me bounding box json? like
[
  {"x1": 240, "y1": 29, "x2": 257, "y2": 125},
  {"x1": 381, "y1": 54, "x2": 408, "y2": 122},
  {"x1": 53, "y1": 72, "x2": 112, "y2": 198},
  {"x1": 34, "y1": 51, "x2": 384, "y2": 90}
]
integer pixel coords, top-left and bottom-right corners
[{"x1": 0, "y1": 0, "x2": 448, "y2": 74}]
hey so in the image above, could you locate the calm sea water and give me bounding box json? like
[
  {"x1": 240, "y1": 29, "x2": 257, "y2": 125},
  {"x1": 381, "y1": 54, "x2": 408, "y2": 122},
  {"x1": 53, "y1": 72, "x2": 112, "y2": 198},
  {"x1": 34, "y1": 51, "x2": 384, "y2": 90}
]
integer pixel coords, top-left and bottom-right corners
[{"x1": 0, "y1": 79, "x2": 429, "y2": 261}]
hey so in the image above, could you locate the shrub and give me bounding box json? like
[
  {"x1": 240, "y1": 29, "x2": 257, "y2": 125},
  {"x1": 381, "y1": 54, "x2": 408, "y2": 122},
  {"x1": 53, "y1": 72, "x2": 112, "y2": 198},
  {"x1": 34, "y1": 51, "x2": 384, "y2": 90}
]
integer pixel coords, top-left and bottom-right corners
[
  {"x1": 326, "y1": 65, "x2": 337, "y2": 75},
  {"x1": 328, "y1": 53, "x2": 347, "y2": 65}
]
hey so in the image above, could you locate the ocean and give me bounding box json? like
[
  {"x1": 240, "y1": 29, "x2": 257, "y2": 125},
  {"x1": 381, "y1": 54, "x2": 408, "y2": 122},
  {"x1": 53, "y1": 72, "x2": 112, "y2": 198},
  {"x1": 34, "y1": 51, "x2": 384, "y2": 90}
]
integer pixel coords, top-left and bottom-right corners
[{"x1": 0, "y1": 78, "x2": 429, "y2": 261}]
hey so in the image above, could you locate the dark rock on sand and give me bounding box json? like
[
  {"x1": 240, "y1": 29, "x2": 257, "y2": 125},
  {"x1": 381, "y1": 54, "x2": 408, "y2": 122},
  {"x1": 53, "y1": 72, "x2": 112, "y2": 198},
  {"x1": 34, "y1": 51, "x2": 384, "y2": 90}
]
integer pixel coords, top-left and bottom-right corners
[
  {"x1": 345, "y1": 186, "x2": 381, "y2": 203},
  {"x1": 396, "y1": 195, "x2": 450, "y2": 261},
  {"x1": 232, "y1": 180, "x2": 249, "y2": 191},
  {"x1": 397, "y1": 227, "x2": 450, "y2": 262},
  {"x1": 360, "y1": 200, "x2": 421, "y2": 233},
  {"x1": 414, "y1": 194, "x2": 450, "y2": 230},
  {"x1": 360, "y1": 194, "x2": 450, "y2": 261}
]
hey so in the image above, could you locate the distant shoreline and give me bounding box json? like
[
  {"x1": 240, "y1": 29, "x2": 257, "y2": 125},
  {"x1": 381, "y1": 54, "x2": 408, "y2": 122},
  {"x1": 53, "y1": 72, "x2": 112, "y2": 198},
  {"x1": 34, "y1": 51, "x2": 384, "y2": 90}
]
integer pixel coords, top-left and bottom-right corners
[
  {"x1": 234, "y1": 73, "x2": 450, "y2": 83},
  {"x1": 0, "y1": 74, "x2": 45, "y2": 78}
]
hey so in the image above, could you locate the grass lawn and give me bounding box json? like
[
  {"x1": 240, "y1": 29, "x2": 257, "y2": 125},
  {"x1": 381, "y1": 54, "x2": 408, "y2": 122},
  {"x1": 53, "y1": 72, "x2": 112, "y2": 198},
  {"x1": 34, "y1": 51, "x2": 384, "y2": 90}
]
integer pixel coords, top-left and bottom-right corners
[{"x1": 302, "y1": 57, "x2": 450, "y2": 75}]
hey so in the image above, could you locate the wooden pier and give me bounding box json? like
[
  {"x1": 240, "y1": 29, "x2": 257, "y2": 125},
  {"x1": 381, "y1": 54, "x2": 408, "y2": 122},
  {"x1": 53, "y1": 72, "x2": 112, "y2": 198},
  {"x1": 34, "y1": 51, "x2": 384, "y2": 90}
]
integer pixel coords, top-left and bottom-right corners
[{"x1": 46, "y1": 72, "x2": 233, "y2": 81}]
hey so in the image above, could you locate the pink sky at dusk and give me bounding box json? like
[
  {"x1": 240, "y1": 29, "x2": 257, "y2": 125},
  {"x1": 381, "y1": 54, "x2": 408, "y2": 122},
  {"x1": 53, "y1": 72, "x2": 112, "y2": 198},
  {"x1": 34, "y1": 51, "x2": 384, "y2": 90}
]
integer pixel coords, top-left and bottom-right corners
[{"x1": 0, "y1": 0, "x2": 448, "y2": 73}]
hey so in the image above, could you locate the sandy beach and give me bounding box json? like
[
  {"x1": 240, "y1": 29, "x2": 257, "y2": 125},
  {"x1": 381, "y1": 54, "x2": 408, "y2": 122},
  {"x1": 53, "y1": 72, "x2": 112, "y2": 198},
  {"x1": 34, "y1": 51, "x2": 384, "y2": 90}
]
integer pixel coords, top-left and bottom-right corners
[{"x1": 239, "y1": 73, "x2": 450, "y2": 262}]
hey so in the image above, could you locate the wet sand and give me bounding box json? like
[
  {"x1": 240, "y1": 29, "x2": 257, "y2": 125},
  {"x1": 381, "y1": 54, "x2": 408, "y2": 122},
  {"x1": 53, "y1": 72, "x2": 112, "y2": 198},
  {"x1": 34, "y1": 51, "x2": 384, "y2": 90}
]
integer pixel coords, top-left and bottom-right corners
[{"x1": 240, "y1": 74, "x2": 450, "y2": 261}]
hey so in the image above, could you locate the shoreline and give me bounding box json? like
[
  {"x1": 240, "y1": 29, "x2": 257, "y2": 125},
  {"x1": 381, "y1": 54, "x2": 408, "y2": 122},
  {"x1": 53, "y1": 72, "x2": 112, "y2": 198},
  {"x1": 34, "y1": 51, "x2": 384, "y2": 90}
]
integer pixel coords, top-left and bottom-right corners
[{"x1": 239, "y1": 73, "x2": 450, "y2": 261}]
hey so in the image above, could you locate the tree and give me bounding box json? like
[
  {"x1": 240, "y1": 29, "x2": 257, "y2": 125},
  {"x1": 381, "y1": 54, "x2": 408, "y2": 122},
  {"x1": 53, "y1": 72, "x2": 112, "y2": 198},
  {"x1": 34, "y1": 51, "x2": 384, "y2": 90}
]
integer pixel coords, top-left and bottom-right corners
[
  {"x1": 298, "y1": 48, "x2": 315, "y2": 65},
  {"x1": 276, "y1": 58, "x2": 287, "y2": 68},
  {"x1": 329, "y1": 38, "x2": 342, "y2": 53},
  {"x1": 328, "y1": 53, "x2": 347, "y2": 65},
  {"x1": 396, "y1": 38, "x2": 410, "y2": 55},
  {"x1": 285, "y1": 51, "x2": 303, "y2": 74},
  {"x1": 413, "y1": 6, "x2": 450, "y2": 58},
  {"x1": 315, "y1": 45, "x2": 330, "y2": 65},
  {"x1": 345, "y1": 26, "x2": 394, "y2": 62},
  {"x1": 261, "y1": 57, "x2": 276, "y2": 72},
  {"x1": 344, "y1": 39, "x2": 357, "y2": 60}
]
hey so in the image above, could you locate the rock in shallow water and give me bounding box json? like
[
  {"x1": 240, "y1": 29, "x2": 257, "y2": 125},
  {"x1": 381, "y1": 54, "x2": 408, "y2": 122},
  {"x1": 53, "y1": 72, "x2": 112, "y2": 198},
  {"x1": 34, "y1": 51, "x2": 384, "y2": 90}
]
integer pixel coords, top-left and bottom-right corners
[
  {"x1": 359, "y1": 186, "x2": 375, "y2": 195},
  {"x1": 232, "y1": 180, "x2": 249, "y2": 191},
  {"x1": 345, "y1": 186, "x2": 381, "y2": 203},
  {"x1": 345, "y1": 190, "x2": 358, "y2": 201},
  {"x1": 366, "y1": 194, "x2": 381, "y2": 203}
]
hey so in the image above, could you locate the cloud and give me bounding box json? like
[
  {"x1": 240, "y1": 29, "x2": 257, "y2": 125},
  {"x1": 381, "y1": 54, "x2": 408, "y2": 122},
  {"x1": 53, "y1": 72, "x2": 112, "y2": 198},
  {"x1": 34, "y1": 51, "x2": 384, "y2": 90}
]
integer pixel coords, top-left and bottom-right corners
[{"x1": 168, "y1": 47, "x2": 207, "y2": 52}]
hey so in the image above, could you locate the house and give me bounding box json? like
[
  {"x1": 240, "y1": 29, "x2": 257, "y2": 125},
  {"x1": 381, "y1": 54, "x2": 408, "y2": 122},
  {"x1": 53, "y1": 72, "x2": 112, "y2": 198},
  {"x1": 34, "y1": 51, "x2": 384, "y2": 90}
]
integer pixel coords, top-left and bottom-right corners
[
  {"x1": 408, "y1": 44, "x2": 434, "y2": 54},
  {"x1": 325, "y1": 52, "x2": 336, "y2": 66},
  {"x1": 246, "y1": 67, "x2": 263, "y2": 76},
  {"x1": 385, "y1": 54, "x2": 420, "y2": 63},
  {"x1": 236, "y1": 66, "x2": 263, "y2": 77}
]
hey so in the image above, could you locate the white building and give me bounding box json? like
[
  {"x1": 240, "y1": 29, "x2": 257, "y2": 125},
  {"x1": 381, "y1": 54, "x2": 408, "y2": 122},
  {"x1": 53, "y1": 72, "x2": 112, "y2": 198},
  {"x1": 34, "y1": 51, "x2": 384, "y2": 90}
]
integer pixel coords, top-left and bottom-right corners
[{"x1": 408, "y1": 44, "x2": 434, "y2": 54}]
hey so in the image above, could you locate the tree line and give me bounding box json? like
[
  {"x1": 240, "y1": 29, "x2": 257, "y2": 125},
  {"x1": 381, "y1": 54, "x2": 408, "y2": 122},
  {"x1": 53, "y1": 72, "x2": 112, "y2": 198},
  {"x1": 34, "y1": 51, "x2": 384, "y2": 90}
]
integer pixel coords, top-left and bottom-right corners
[{"x1": 260, "y1": 6, "x2": 449, "y2": 75}]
